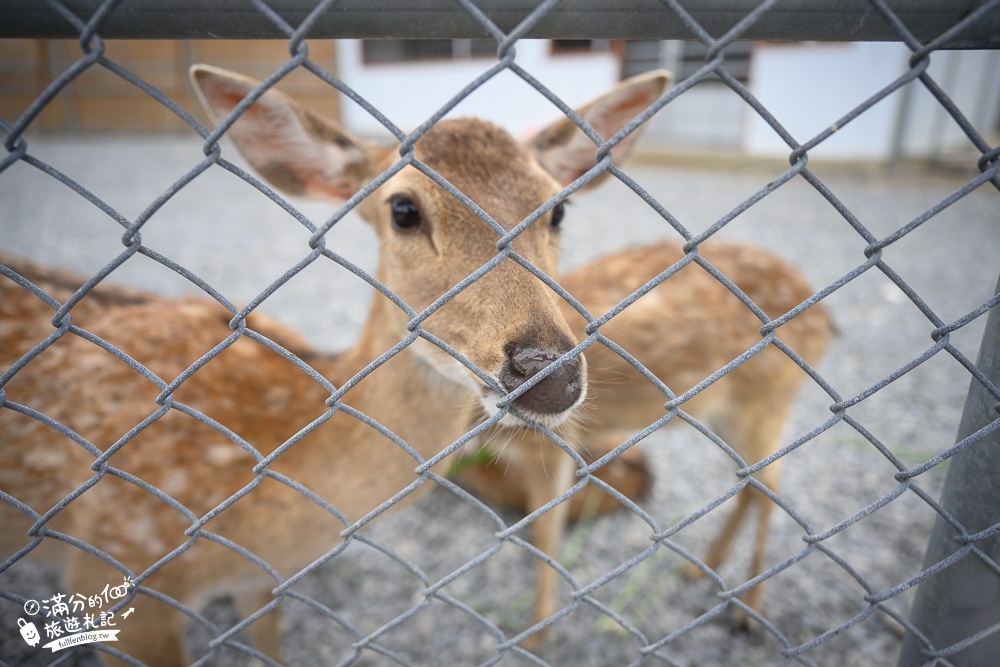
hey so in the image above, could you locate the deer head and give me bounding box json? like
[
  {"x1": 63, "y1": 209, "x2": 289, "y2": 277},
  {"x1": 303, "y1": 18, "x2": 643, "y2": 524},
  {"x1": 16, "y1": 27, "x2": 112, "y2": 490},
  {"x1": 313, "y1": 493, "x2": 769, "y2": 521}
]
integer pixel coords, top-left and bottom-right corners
[{"x1": 190, "y1": 64, "x2": 669, "y2": 428}]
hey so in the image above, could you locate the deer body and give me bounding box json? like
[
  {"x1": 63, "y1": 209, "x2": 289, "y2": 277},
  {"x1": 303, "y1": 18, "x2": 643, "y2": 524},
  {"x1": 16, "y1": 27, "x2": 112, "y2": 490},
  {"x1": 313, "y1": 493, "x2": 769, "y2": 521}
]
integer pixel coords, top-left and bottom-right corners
[
  {"x1": 0, "y1": 66, "x2": 670, "y2": 664},
  {"x1": 567, "y1": 241, "x2": 832, "y2": 433}
]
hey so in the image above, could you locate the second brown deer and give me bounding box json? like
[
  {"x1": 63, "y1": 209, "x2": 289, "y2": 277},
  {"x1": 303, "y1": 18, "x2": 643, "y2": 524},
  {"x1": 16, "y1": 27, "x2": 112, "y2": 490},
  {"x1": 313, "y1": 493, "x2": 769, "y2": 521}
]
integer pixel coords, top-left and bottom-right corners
[{"x1": 456, "y1": 240, "x2": 833, "y2": 635}]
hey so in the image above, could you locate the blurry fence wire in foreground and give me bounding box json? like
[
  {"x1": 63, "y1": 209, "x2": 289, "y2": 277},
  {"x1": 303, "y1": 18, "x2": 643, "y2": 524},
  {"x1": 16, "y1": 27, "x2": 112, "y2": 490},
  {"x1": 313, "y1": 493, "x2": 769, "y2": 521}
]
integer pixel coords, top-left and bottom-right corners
[{"x1": 1, "y1": 1, "x2": 1000, "y2": 666}]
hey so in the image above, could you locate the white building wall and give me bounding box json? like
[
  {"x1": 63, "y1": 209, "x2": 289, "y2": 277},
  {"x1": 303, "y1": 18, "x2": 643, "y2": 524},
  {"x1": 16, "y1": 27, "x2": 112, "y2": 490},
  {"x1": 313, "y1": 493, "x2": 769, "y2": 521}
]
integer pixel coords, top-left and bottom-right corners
[
  {"x1": 895, "y1": 49, "x2": 1000, "y2": 160},
  {"x1": 743, "y1": 42, "x2": 910, "y2": 160},
  {"x1": 335, "y1": 40, "x2": 999, "y2": 163},
  {"x1": 641, "y1": 85, "x2": 745, "y2": 150},
  {"x1": 335, "y1": 39, "x2": 620, "y2": 142},
  {"x1": 744, "y1": 42, "x2": 1000, "y2": 162}
]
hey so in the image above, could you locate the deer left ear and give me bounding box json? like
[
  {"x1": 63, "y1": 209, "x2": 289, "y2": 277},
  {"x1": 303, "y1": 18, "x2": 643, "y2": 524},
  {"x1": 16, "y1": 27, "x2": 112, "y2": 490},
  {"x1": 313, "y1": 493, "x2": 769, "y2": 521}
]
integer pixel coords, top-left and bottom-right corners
[
  {"x1": 190, "y1": 64, "x2": 372, "y2": 202},
  {"x1": 528, "y1": 70, "x2": 671, "y2": 188}
]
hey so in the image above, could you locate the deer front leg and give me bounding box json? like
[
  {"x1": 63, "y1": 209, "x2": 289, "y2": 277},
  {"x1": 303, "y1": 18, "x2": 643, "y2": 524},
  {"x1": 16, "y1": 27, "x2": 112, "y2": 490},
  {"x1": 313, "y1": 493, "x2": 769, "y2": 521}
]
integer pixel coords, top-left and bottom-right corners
[
  {"x1": 685, "y1": 485, "x2": 755, "y2": 582},
  {"x1": 233, "y1": 584, "x2": 283, "y2": 662},
  {"x1": 684, "y1": 483, "x2": 776, "y2": 626},
  {"x1": 520, "y1": 444, "x2": 576, "y2": 651},
  {"x1": 686, "y1": 403, "x2": 788, "y2": 624}
]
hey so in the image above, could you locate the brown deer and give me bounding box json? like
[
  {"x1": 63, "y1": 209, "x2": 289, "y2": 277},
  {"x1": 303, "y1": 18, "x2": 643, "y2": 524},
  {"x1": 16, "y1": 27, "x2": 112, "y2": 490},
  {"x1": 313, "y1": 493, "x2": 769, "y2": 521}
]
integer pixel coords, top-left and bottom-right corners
[
  {"x1": 456, "y1": 240, "x2": 833, "y2": 631},
  {"x1": 0, "y1": 65, "x2": 669, "y2": 665}
]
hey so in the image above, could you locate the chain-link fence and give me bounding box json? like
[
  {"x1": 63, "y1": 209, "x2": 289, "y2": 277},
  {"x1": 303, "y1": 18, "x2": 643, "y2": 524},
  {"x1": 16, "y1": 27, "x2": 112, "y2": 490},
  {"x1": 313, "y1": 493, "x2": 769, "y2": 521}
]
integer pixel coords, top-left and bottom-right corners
[{"x1": 2, "y1": 1, "x2": 999, "y2": 666}]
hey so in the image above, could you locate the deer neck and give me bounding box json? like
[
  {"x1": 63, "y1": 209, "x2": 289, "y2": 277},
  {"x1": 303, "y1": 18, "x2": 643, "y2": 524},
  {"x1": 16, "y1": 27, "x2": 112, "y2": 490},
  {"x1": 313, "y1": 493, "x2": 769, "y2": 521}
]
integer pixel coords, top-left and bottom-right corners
[
  {"x1": 283, "y1": 293, "x2": 474, "y2": 508},
  {"x1": 341, "y1": 293, "x2": 472, "y2": 443}
]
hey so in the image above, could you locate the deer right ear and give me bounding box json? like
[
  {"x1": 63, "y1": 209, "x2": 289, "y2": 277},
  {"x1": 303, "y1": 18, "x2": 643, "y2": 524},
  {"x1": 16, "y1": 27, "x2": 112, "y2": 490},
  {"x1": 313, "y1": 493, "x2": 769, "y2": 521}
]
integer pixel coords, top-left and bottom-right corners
[
  {"x1": 190, "y1": 64, "x2": 370, "y2": 202},
  {"x1": 529, "y1": 69, "x2": 670, "y2": 188}
]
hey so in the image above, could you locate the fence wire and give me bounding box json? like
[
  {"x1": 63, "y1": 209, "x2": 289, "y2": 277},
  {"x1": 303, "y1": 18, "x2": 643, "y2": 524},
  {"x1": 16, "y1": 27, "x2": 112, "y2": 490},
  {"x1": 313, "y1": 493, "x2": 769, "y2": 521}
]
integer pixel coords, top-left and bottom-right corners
[{"x1": 1, "y1": 1, "x2": 999, "y2": 667}]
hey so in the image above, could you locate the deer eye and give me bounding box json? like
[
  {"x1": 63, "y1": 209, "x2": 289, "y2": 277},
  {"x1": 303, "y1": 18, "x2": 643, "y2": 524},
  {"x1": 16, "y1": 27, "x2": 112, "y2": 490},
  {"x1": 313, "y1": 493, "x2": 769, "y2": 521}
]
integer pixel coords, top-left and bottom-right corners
[
  {"x1": 550, "y1": 202, "x2": 565, "y2": 229},
  {"x1": 389, "y1": 195, "x2": 423, "y2": 231}
]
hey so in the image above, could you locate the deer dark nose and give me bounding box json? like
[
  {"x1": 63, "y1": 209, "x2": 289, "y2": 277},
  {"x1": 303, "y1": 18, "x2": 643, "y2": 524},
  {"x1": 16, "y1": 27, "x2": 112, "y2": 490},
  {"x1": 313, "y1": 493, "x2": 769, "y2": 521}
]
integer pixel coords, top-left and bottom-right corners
[{"x1": 500, "y1": 343, "x2": 583, "y2": 416}]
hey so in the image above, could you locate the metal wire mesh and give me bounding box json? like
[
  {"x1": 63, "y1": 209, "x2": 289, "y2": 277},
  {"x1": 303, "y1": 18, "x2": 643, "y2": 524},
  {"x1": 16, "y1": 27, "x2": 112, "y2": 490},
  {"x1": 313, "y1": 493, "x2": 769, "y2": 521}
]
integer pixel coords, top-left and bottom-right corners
[{"x1": 1, "y1": 1, "x2": 999, "y2": 666}]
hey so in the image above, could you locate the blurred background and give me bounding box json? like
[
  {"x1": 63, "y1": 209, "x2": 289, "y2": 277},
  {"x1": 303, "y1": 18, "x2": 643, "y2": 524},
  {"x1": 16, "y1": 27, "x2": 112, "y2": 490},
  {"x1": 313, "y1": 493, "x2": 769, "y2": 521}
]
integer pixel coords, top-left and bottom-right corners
[{"x1": 3, "y1": 38, "x2": 997, "y2": 164}]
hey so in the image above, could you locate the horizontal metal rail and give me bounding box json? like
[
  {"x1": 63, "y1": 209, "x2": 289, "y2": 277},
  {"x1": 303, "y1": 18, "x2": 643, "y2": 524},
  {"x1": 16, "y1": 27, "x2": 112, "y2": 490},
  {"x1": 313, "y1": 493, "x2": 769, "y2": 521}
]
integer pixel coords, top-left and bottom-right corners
[{"x1": 0, "y1": 0, "x2": 998, "y2": 47}]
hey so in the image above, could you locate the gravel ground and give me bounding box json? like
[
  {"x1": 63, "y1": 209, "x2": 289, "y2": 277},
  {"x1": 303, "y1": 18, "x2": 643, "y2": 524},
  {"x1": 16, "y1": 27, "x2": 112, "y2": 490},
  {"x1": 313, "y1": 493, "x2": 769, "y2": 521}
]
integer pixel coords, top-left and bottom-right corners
[{"x1": 1, "y1": 134, "x2": 998, "y2": 667}]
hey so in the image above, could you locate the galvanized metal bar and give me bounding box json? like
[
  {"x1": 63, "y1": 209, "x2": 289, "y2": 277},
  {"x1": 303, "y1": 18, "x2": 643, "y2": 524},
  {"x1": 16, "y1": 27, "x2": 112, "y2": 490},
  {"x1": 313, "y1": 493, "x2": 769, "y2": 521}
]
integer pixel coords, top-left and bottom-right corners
[
  {"x1": 898, "y1": 274, "x2": 1000, "y2": 665},
  {"x1": 0, "y1": 0, "x2": 998, "y2": 47}
]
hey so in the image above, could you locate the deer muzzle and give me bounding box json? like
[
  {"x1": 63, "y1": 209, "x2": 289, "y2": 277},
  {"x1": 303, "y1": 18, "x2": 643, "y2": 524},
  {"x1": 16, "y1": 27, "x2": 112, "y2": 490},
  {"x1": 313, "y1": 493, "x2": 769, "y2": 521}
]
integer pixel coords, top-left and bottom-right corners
[{"x1": 496, "y1": 342, "x2": 584, "y2": 423}]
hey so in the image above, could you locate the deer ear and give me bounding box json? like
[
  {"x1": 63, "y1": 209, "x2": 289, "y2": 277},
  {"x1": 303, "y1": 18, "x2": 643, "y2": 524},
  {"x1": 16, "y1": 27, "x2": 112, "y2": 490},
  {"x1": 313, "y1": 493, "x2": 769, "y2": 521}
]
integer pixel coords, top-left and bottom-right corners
[
  {"x1": 190, "y1": 64, "x2": 370, "y2": 202},
  {"x1": 529, "y1": 70, "x2": 671, "y2": 188}
]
